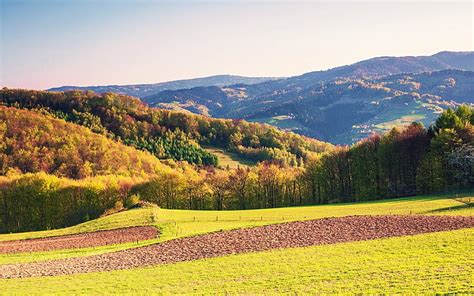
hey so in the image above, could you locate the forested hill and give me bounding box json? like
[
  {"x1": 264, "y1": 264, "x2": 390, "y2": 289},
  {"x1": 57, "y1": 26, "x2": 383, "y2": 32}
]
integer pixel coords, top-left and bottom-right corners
[
  {"x1": 0, "y1": 106, "x2": 172, "y2": 178},
  {"x1": 1, "y1": 104, "x2": 473, "y2": 233},
  {"x1": 0, "y1": 89, "x2": 332, "y2": 167}
]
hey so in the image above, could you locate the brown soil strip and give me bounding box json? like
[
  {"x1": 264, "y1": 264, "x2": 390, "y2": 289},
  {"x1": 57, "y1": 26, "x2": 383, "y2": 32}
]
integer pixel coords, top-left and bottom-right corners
[
  {"x1": 0, "y1": 215, "x2": 472, "y2": 278},
  {"x1": 0, "y1": 226, "x2": 159, "y2": 254}
]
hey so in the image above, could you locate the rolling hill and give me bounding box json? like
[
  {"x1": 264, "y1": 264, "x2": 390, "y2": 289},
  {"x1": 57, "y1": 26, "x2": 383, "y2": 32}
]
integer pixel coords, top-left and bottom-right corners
[
  {"x1": 145, "y1": 51, "x2": 474, "y2": 144},
  {"x1": 48, "y1": 75, "x2": 280, "y2": 98}
]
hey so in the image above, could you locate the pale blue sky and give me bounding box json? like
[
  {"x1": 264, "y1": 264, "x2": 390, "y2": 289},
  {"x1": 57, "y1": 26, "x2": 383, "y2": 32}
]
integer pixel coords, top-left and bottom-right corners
[{"x1": 1, "y1": 0, "x2": 472, "y2": 89}]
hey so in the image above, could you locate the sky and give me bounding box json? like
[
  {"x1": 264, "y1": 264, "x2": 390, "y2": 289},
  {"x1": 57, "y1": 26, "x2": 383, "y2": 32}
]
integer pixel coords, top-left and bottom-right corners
[{"x1": 0, "y1": 0, "x2": 472, "y2": 90}]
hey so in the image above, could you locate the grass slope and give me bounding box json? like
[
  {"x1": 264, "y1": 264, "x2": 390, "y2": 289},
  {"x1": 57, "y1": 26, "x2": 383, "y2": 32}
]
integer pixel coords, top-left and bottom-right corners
[
  {"x1": 2, "y1": 193, "x2": 471, "y2": 243},
  {"x1": 204, "y1": 146, "x2": 256, "y2": 168},
  {"x1": 0, "y1": 209, "x2": 157, "y2": 242},
  {"x1": 1, "y1": 228, "x2": 472, "y2": 294}
]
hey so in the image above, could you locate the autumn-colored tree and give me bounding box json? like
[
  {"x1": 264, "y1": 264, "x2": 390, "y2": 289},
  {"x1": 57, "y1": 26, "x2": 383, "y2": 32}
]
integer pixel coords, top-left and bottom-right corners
[
  {"x1": 228, "y1": 167, "x2": 250, "y2": 210},
  {"x1": 208, "y1": 169, "x2": 230, "y2": 210}
]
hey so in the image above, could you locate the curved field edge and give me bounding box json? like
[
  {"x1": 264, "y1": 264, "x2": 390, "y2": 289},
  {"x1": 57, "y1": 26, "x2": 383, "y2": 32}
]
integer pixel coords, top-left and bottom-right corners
[
  {"x1": 0, "y1": 194, "x2": 472, "y2": 265},
  {"x1": 0, "y1": 228, "x2": 472, "y2": 294},
  {"x1": 1, "y1": 193, "x2": 471, "y2": 243}
]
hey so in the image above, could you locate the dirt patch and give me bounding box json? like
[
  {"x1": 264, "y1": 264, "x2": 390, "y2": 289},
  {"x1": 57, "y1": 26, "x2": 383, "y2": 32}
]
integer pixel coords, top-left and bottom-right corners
[
  {"x1": 0, "y1": 226, "x2": 159, "y2": 254},
  {"x1": 0, "y1": 215, "x2": 472, "y2": 278}
]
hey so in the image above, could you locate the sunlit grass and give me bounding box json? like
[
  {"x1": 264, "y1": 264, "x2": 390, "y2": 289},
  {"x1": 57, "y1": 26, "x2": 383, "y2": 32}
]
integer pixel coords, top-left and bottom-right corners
[
  {"x1": 2, "y1": 193, "x2": 471, "y2": 243},
  {"x1": 204, "y1": 146, "x2": 255, "y2": 168},
  {"x1": 1, "y1": 228, "x2": 472, "y2": 294}
]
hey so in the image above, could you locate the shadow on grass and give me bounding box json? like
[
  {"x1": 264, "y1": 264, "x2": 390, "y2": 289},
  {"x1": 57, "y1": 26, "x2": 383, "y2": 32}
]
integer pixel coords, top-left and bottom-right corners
[{"x1": 425, "y1": 203, "x2": 472, "y2": 214}]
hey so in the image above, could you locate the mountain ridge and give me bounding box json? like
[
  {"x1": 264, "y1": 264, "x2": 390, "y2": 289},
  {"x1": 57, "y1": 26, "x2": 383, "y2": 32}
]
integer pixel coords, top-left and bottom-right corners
[{"x1": 48, "y1": 75, "x2": 281, "y2": 98}]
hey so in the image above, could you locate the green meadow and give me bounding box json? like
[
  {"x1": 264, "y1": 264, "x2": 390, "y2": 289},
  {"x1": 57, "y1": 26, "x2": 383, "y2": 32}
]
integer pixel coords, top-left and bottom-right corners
[{"x1": 0, "y1": 194, "x2": 471, "y2": 275}]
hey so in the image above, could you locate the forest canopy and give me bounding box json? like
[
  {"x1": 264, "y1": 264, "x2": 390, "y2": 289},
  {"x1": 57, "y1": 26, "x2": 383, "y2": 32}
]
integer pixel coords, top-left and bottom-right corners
[{"x1": 0, "y1": 106, "x2": 173, "y2": 178}]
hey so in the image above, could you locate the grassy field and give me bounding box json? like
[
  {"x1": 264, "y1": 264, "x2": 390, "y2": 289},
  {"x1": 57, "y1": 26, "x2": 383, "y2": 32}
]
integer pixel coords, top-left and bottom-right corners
[
  {"x1": 0, "y1": 193, "x2": 472, "y2": 294},
  {"x1": 249, "y1": 115, "x2": 309, "y2": 135},
  {"x1": 1, "y1": 228, "x2": 472, "y2": 294}
]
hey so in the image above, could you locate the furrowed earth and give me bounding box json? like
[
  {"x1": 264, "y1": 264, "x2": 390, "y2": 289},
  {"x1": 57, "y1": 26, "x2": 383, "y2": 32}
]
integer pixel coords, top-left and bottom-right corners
[
  {"x1": 0, "y1": 194, "x2": 472, "y2": 294},
  {"x1": 1, "y1": 215, "x2": 473, "y2": 279},
  {"x1": 0, "y1": 226, "x2": 158, "y2": 254}
]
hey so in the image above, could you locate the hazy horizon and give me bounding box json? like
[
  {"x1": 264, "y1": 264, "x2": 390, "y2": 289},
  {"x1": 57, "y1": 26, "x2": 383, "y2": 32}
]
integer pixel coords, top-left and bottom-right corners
[{"x1": 1, "y1": 1, "x2": 473, "y2": 90}]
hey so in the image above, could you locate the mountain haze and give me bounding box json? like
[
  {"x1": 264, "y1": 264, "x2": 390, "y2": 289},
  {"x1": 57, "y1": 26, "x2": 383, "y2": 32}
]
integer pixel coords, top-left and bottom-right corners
[{"x1": 48, "y1": 75, "x2": 280, "y2": 98}]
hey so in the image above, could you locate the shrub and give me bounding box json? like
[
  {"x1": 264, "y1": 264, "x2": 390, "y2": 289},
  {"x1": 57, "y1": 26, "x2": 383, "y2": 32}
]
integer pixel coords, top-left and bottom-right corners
[{"x1": 125, "y1": 194, "x2": 141, "y2": 209}]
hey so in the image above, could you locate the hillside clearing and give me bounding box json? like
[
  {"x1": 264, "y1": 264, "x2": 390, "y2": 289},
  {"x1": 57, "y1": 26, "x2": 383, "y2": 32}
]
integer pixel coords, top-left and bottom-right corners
[{"x1": 204, "y1": 146, "x2": 256, "y2": 168}]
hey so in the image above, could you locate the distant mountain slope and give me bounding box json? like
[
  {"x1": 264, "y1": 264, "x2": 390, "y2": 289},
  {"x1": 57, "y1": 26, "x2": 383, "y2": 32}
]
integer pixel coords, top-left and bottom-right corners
[
  {"x1": 241, "y1": 70, "x2": 474, "y2": 143},
  {"x1": 271, "y1": 51, "x2": 474, "y2": 90},
  {"x1": 146, "y1": 52, "x2": 474, "y2": 144},
  {"x1": 306, "y1": 51, "x2": 474, "y2": 79},
  {"x1": 48, "y1": 75, "x2": 280, "y2": 98}
]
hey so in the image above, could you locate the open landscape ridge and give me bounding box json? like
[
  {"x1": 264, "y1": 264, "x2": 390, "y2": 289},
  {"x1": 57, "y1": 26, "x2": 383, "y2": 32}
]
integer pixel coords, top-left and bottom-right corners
[
  {"x1": 0, "y1": 194, "x2": 472, "y2": 293},
  {"x1": 135, "y1": 52, "x2": 474, "y2": 144}
]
